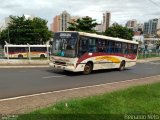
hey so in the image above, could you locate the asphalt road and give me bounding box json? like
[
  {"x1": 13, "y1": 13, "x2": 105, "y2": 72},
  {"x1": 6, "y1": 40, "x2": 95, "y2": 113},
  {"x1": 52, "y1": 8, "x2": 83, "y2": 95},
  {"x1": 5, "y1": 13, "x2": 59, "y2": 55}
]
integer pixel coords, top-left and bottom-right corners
[{"x1": 0, "y1": 61, "x2": 160, "y2": 99}]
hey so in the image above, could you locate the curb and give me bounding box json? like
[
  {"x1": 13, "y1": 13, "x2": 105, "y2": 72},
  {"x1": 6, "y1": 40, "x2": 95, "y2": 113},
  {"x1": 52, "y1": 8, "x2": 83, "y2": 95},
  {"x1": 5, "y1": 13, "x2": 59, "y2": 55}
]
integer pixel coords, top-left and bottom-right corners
[{"x1": 137, "y1": 57, "x2": 160, "y2": 63}]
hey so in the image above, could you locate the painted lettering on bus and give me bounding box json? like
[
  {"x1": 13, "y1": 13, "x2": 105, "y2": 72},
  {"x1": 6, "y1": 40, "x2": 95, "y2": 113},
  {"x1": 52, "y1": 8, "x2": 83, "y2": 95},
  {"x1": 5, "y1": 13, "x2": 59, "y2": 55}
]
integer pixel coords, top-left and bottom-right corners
[{"x1": 60, "y1": 33, "x2": 71, "y2": 37}]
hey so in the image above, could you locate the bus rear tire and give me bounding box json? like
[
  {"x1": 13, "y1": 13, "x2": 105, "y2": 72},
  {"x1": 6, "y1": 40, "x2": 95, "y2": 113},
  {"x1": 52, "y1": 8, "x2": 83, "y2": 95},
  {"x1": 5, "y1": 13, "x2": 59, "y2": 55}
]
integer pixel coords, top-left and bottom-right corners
[
  {"x1": 119, "y1": 61, "x2": 125, "y2": 71},
  {"x1": 18, "y1": 54, "x2": 23, "y2": 59},
  {"x1": 83, "y1": 62, "x2": 93, "y2": 75},
  {"x1": 40, "y1": 54, "x2": 45, "y2": 58}
]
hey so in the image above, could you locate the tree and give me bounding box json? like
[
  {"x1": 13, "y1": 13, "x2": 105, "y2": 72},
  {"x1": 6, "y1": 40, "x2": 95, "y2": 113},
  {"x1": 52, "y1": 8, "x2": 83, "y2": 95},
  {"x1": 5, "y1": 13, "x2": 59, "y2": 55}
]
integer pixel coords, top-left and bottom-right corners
[
  {"x1": 67, "y1": 16, "x2": 98, "y2": 32},
  {"x1": 104, "y1": 25, "x2": 134, "y2": 40},
  {"x1": 0, "y1": 15, "x2": 52, "y2": 45}
]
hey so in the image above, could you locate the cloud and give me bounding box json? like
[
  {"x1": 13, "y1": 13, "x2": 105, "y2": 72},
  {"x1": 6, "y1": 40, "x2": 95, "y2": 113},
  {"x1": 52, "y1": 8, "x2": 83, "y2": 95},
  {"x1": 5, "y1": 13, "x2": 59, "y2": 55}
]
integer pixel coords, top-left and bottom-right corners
[{"x1": 0, "y1": 0, "x2": 160, "y2": 26}]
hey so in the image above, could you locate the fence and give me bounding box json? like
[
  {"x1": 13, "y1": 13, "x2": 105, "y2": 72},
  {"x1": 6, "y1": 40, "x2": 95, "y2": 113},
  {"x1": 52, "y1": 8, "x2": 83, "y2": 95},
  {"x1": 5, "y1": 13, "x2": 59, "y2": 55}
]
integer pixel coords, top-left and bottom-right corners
[
  {"x1": 0, "y1": 49, "x2": 4, "y2": 59},
  {"x1": 138, "y1": 49, "x2": 160, "y2": 59}
]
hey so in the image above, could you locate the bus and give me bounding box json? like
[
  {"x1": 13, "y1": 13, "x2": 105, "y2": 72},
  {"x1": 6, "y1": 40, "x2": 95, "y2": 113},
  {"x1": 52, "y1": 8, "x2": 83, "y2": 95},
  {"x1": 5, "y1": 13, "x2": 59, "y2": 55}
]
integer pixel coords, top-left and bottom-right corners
[
  {"x1": 49, "y1": 31, "x2": 138, "y2": 74},
  {"x1": 4, "y1": 44, "x2": 50, "y2": 59}
]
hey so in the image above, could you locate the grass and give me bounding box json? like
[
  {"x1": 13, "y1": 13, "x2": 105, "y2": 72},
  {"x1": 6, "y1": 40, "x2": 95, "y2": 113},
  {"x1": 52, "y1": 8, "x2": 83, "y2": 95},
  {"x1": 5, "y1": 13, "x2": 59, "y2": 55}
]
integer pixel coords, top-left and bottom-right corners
[{"x1": 17, "y1": 82, "x2": 160, "y2": 120}]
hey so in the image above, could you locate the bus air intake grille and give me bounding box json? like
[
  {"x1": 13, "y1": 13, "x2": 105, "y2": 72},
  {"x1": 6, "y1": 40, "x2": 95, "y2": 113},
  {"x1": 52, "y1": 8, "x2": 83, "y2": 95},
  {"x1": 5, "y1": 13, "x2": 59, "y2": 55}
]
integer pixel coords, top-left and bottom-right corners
[{"x1": 55, "y1": 61, "x2": 66, "y2": 66}]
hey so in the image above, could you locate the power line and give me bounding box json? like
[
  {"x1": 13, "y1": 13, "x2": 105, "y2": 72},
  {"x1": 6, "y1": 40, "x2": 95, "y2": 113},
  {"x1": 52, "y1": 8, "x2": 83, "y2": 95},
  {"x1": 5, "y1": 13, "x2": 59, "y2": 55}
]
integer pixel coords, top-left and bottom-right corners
[{"x1": 148, "y1": 0, "x2": 160, "y2": 8}]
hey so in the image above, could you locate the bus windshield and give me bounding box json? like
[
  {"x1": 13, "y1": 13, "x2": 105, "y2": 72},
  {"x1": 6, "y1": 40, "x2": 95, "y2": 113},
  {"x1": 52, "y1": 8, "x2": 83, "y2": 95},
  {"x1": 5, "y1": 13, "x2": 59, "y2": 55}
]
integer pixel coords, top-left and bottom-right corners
[{"x1": 52, "y1": 32, "x2": 78, "y2": 58}]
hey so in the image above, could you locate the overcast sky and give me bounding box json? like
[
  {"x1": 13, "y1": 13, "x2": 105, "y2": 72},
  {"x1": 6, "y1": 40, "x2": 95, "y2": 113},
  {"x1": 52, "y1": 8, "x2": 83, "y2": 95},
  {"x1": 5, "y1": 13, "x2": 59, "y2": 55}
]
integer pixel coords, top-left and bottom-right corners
[{"x1": 0, "y1": 0, "x2": 160, "y2": 27}]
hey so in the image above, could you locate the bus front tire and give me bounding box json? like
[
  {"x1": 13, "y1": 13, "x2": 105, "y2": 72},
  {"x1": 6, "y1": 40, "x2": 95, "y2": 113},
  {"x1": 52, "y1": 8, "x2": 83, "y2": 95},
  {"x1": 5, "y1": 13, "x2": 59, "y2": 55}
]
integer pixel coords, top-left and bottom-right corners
[
  {"x1": 18, "y1": 54, "x2": 23, "y2": 59},
  {"x1": 119, "y1": 61, "x2": 125, "y2": 71},
  {"x1": 83, "y1": 62, "x2": 93, "y2": 75}
]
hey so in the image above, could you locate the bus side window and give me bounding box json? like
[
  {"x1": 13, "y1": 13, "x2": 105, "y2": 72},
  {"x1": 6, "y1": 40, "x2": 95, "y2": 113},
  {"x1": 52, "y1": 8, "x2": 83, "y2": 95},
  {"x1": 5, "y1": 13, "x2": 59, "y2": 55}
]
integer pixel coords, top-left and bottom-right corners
[
  {"x1": 78, "y1": 36, "x2": 88, "y2": 56},
  {"x1": 97, "y1": 39, "x2": 106, "y2": 52},
  {"x1": 122, "y1": 43, "x2": 128, "y2": 54},
  {"x1": 115, "y1": 42, "x2": 122, "y2": 53},
  {"x1": 88, "y1": 38, "x2": 97, "y2": 52},
  {"x1": 127, "y1": 44, "x2": 131, "y2": 54},
  {"x1": 89, "y1": 45, "x2": 97, "y2": 52},
  {"x1": 106, "y1": 41, "x2": 115, "y2": 53}
]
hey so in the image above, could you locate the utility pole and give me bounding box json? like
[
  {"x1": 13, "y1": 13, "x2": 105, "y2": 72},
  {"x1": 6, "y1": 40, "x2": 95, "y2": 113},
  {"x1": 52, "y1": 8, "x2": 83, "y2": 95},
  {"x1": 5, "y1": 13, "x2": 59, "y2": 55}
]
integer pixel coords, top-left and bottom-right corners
[
  {"x1": 8, "y1": 29, "x2": 10, "y2": 43},
  {"x1": 27, "y1": 43, "x2": 31, "y2": 60}
]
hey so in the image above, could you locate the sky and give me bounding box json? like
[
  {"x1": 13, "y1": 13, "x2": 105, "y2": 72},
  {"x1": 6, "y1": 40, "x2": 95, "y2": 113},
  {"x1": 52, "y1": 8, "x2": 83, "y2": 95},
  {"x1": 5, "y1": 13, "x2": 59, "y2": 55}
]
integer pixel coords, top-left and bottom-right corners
[{"x1": 0, "y1": 0, "x2": 160, "y2": 28}]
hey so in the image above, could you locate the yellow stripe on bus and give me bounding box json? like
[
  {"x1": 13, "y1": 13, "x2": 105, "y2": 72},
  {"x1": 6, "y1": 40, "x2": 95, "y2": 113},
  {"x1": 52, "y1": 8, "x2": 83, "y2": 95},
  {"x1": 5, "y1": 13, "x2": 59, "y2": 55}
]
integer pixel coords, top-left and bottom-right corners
[{"x1": 95, "y1": 56, "x2": 121, "y2": 63}]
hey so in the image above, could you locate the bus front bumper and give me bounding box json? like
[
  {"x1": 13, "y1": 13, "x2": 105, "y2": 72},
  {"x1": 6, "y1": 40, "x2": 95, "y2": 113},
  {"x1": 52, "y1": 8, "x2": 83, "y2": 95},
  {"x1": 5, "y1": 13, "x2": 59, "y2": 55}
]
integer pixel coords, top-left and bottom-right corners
[{"x1": 49, "y1": 62, "x2": 76, "y2": 72}]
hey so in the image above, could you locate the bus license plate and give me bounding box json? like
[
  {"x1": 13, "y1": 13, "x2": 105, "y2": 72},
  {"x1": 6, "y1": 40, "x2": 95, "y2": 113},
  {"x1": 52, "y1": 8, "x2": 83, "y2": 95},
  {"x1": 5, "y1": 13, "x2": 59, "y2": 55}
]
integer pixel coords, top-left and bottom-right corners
[{"x1": 57, "y1": 66, "x2": 61, "y2": 69}]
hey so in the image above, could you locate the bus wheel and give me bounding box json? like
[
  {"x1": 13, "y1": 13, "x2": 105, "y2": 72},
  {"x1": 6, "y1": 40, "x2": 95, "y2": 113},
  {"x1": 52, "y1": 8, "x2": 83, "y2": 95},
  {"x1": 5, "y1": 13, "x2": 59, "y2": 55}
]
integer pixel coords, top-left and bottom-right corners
[
  {"x1": 83, "y1": 62, "x2": 92, "y2": 75},
  {"x1": 18, "y1": 54, "x2": 23, "y2": 59},
  {"x1": 40, "y1": 54, "x2": 45, "y2": 58},
  {"x1": 119, "y1": 61, "x2": 125, "y2": 71}
]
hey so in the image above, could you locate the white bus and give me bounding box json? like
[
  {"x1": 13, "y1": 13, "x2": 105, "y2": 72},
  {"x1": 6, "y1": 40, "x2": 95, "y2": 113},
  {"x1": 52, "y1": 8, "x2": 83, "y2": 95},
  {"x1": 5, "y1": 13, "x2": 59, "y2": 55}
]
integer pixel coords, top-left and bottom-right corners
[
  {"x1": 49, "y1": 31, "x2": 138, "y2": 74},
  {"x1": 4, "y1": 44, "x2": 50, "y2": 59}
]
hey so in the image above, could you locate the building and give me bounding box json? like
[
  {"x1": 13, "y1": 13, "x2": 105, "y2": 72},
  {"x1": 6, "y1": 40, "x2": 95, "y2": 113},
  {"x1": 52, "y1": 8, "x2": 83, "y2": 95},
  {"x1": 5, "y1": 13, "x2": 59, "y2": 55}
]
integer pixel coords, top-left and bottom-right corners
[
  {"x1": 132, "y1": 33, "x2": 144, "y2": 43},
  {"x1": 157, "y1": 18, "x2": 160, "y2": 30},
  {"x1": 70, "y1": 16, "x2": 80, "y2": 23},
  {"x1": 59, "y1": 10, "x2": 71, "y2": 31},
  {"x1": 102, "y1": 11, "x2": 111, "y2": 32},
  {"x1": 51, "y1": 15, "x2": 60, "y2": 32},
  {"x1": 112, "y1": 22, "x2": 119, "y2": 26},
  {"x1": 135, "y1": 23, "x2": 144, "y2": 32},
  {"x1": 126, "y1": 19, "x2": 137, "y2": 29},
  {"x1": 0, "y1": 17, "x2": 12, "y2": 31},
  {"x1": 157, "y1": 29, "x2": 160, "y2": 37},
  {"x1": 51, "y1": 11, "x2": 71, "y2": 32},
  {"x1": 0, "y1": 15, "x2": 35, "y2": 31},
  {"x1": 94, "y1": 24, "x2": 103, "y2": 33},
  {"x1": 24, "y1": 15, "x2": 35, "y2": 20},
  {"x1": 143, "y1": 18, "x2": 158, "y2": 37}
]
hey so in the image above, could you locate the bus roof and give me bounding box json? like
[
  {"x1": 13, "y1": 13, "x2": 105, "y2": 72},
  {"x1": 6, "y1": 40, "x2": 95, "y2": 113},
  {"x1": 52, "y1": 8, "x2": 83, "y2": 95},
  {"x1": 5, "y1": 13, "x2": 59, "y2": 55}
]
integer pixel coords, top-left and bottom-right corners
[
  {"x1": 79, "y1": 32, "x2": 138, "y2": 44},
  {"x1": 56, "y1": 31, "x2": 138, "y2": 44}
]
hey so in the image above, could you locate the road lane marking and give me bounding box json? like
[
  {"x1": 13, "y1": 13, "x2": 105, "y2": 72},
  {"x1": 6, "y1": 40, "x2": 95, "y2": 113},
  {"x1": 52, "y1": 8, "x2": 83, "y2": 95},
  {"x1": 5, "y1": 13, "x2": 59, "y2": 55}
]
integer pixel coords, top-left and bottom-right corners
[
  {"x1": 0, "y1": 74, "x2": 160, "y2": 102},
  {"x1": 42, "y1": 75, "x2": 66, "y2": 79}
]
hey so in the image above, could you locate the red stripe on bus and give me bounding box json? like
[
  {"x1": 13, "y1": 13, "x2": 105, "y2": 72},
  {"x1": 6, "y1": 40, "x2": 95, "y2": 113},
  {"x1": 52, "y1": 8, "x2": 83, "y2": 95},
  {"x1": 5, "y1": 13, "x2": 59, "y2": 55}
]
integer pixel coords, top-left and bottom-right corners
[{"x1": 77, "y1": 53, "x2": 136, "y2": 64}]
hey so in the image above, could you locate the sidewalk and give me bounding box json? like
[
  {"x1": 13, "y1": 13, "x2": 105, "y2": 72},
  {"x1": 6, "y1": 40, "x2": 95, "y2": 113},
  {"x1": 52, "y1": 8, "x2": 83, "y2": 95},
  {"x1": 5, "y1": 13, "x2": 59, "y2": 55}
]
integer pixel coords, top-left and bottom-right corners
[
  {"x1": 137, "y1": 57, "x2": 160, "y2": 63},
  {"x1": 0, "y1": 59, "x2": 49, "y2": 68}
]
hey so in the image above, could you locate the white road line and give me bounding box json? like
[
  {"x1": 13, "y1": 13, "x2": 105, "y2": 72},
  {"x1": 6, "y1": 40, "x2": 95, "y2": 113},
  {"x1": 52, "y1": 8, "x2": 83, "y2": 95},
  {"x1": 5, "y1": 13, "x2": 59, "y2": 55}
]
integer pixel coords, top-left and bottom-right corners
[
  {"x1": 0, "y1": 75, "x2": 160, "y2": 102},
  {"x1": 42, "y1": 75, "x2": 66, "y2": 79}
]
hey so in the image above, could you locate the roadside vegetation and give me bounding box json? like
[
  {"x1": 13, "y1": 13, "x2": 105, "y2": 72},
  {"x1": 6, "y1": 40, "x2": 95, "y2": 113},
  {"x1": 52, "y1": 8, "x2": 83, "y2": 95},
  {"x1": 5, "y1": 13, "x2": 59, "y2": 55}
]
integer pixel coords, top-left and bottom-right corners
[
  {"x1": 0, "y1": 15, "x2": 52, "y2": 46},
  {"x1": 17, "y1": 82, "x2": 160, "y2": 120}
]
